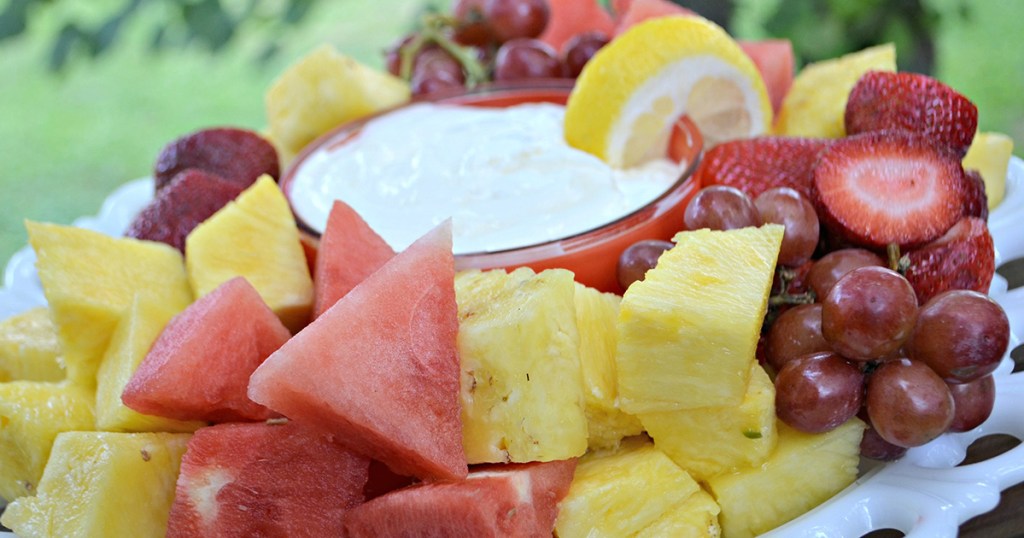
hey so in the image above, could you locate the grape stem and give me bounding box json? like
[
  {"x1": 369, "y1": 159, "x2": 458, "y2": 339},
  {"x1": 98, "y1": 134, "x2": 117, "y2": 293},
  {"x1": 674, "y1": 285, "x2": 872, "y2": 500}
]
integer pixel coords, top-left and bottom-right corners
[
  {"x1": 887, "y1": 243, "x2": 911, "y2": 275},
  {"x1": 398, "y1": 14, "x2": 490, "y2": 88}
]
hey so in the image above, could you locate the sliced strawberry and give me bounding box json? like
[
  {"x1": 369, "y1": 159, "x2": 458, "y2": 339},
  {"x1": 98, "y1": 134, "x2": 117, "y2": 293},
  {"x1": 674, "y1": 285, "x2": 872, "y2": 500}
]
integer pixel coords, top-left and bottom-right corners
[
  {"x1": 694, "y1": 136, "x2": 831, "y2": 200},
  {"x1": 812, "y1": 131, "x2": 967, "y2": 250},
  {"x1": 154, "y1": 127, "x2": 280, "y2": 191},
  {"x1": 904, "y1": 217, "x2": 995, "y2": 304},
  {"x1": 845, "y1": 70, "x2": 978, "y2": 158},
  {"x1": 961, "y1": 169, "x2": 989, "y2": 220}
]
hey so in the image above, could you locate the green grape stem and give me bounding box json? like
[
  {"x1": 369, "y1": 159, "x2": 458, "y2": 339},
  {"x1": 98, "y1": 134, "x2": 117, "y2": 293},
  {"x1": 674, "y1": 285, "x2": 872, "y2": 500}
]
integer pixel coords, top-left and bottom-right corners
[{"x1": 398, "y1": 13, "x2": 490, "y2": 88}]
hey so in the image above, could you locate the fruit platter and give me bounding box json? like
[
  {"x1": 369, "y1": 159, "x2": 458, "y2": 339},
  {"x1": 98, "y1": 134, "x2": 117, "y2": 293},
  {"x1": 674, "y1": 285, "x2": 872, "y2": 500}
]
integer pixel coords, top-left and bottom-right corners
[{"x1": 2, "y1": 0, "x2": 1023, "y2": 536}]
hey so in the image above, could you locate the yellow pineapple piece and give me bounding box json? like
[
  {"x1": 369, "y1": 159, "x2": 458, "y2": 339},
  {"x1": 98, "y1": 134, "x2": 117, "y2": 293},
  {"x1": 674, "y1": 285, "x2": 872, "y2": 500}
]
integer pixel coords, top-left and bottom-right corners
[
  {"x1": 26, "y1": 221, "x2": 193, "y2": 387},
  {"x1": 616, "y1": 225, "x2": 783, "y2": 413},
  {"x1": 266, "y1": 44, "x2": 411, "y2": 161},
  {"x1": 641, "y1": 363, "x2": 777, "y2": 481},
  {"x1": 963, "y1": 131, "x2": 1014, "y2": 209},
  {"x1": 636, "y1": 489, "x2": 721, "y2": 538},
  {"x1": 555, "y1": 438, "x2": 706, "y2": 537},
  {"x1": 186, "y1": 176, "x2": 314, "y2": 333},
  {"x1": 456, "y1": 268, "x2": 588, "y2": 464},
  {"x1": 0, "y1": 307, "x2": 64, "y2": 382},
  {"x1": 95, "y1": 294, "x2": 205, "y2": 433},
  {"x1": 574, "y1": 283, "x2": 642, "y2": 450},
  {"x1": 0, "y1": 381, "x2": 95, "y2": 502},
  {"x1": 707, "y1": 418, "x2": 865, "y2": 538},
  {"x1": 774, "y1": 43, "x2": 896, "y2": 138},
  {"x1": 1, "y1": 431, "x2": 190, "y2": 537}
]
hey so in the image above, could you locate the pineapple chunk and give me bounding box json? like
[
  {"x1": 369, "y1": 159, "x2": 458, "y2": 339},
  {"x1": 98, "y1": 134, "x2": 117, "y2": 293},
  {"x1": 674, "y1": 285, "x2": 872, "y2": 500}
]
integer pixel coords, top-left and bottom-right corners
[
  {"x1": 636, "y1": 489, "x2": 721, "y2": 538},
  {"x1": 574, "y1": 283, "x2": 642, "y2": 450},
  {"x1": 616, "y1": 225, "x2": 783, "y2": 413},
  {"x1": 26, "y1": 221, "x2": 193, "y2": 387},
  {"x1": 95, "y1": 294, "x2": 205, "y2": 433},
  {"x1": 1, "y1": 431, "x2": 190, "y2": 537},
  {"x1": 266, "y1": 44, "x2": 410, "y2": 161},
  {"x1": 0, "y1": 381, "x2": 95, "y2": 502},
  {"x1": 456, "y1": 268, "x2": 588, "y2": 463},
  {"x1": 0, "y1": 307, "x2": 64, "y2": 382},
  {"x1": 555, "y1": 438, "x2": 706, "y2": 537},
  {"x1": 707, "y1": 418, "x2": 865, "y2": 538},
  {"x1": 186, "y1": 176, "x2": 314, "y2": 333},
  {"x1": 641, "y1": 363, "x2": 777, "y2": 481},
  {"x1": 963, "y1": 131, "x2": 1013, "y2": 209}
]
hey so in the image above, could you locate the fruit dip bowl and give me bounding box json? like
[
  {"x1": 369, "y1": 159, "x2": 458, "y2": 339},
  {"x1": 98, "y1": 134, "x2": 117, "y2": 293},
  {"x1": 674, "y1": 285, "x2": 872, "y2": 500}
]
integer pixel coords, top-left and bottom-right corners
[{"x1": 280, "y1": 79, "x2": 704, "y2": 294}]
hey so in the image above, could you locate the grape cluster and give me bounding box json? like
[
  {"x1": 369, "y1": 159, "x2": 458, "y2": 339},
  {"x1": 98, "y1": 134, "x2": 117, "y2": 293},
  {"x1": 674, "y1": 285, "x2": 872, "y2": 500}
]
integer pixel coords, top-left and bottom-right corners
[
  {"x1": 383, "y1": 0, "x2": 608, "y2": 96},
  {"x1": 617, "y1": 185, "x2": 1011, "y2": 459}
]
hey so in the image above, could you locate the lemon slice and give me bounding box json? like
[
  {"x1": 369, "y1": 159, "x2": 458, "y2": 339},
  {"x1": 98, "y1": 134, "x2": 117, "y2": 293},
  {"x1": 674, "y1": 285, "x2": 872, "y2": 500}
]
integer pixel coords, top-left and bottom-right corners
[{"x1": 564, "y1": 16, "x2": 771, "y2": 168}]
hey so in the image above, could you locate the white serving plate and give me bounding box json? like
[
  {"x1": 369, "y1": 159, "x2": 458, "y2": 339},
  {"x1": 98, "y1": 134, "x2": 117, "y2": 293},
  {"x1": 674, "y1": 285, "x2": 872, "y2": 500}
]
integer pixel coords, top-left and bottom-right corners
[{"x1": 2, "y1": 158, "x2": 1023, "y2": 537}]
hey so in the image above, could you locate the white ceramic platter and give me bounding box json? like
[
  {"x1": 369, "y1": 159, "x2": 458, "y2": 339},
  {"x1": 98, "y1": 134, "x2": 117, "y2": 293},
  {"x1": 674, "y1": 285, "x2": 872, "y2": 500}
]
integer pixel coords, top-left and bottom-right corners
[{"x1": 2, "y1": 158, "x2": 1023, "y2": 537}]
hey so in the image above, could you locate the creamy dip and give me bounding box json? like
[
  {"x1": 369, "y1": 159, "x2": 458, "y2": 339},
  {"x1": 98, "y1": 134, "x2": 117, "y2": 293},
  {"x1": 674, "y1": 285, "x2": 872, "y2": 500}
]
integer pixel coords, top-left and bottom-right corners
[{"x1": 288, "y1": 102, "x2": 685, "y2": 254}]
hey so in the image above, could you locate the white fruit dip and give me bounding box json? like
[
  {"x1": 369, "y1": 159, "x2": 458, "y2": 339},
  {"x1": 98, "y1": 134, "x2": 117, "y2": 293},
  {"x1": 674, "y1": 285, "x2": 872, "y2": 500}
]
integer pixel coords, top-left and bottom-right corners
[{"x1": 287, "y1": 102, "x2": 685, "y2": 254}]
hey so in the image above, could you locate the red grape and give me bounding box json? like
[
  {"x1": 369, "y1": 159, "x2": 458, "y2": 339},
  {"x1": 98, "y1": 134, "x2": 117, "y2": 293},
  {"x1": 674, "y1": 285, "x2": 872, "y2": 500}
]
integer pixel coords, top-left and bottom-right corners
[
  {"x1": 821, "y1": 266, "x2": 918, "y2": 361},
  {"x1": 384, "y1": 34, "x2": 416, "y2": 77},
  {"x1": 617, "y1": 239, "x2": 674, "y2": 290},
  {"x1": 947, "y1": 374, "x2": 996, "y2": 432},
  {"x1": 754, "y1": 187, "x2": 820, "y2": 267},
  {"x1": 683, "y1": 186, "x2": 762, "y2": 231},
  {"x1": 493, "y1": 38, "x2": 564, "y2": 80},
  {"x1": 765, "y1": 303, "x2": 831, "y2": 372},
  {"x1": 483, "y1": 0, "x2": 550, "y2": 42},
  {"x1": 860, "y1": 421, "x2": 909, "y2": 461},
  {"x1": 410, "y1": 47, "x2": 466, "y2": 96},
  {"x1": 866, "y1": 358, "x2": 955, "y2": 448},
  {"x1": 453, "y1": 0, "x2": 495, "y2": 46},
  {"x1": 561, "y1": 31, "x2": 609, "y2": 78},
  {"x1": 774, "y1": 352, "x2": 864, "y2": 434},
  {"x1": 906, "y1": 289, "x2": 1010, "y2": 383},
  {"x1": 806, "y1": 248, "x2": 885, "y2": 299}
]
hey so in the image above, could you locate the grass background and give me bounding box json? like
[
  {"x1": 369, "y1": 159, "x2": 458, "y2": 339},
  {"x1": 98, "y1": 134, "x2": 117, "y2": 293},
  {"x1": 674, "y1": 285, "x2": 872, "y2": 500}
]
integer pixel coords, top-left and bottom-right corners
[{"x1": 1, "y1": 0, "x2": 1021, "y2": 266}]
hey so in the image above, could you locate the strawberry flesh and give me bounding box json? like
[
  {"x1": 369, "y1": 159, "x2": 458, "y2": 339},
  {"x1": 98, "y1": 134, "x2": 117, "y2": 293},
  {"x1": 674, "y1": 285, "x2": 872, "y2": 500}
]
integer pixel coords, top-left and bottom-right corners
[
  {"x1": 904, "y1": 217, "x2": 995, "y2": 304},
  {"x1": 961, "y1": 169, "x2": 989, "y2": 220},
  {"x1": 845, "y1": 70, "x2": 978, "y2": 158},
  {"x1": 154, "y1": 127, "x2": 280, "y2": 191},
  {"x1": 694, "y1": 136, "x2": 831, "y2": 200},
  {"x1": 812, "y1": 131, "x2": 967, "y2": 250}
]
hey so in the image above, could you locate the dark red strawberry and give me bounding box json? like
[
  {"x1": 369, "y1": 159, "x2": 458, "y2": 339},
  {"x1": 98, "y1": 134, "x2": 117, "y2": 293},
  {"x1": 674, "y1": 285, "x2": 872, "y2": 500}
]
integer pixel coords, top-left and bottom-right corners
[
  {"x1": 904, "y1": 217, "x2": 995, "y2": 304},
  {"x1": 961, "y1": 169, "x2": 989, "y2": 220},
  {"x1": 845, "y1": 70, "x2": 978, "y2": 158},
  {"x1": 126, "y1": 169, "x2": 245, "y2": 252},
  {"x1": 694, "y1": 136, "x2": 831, "y2": 200},
  {"x1": 154, "y1": 127, "x2": 280, "y2": 191},
  {"x1": 812, "y1": 131, "x2": 967, "y2": 250}
]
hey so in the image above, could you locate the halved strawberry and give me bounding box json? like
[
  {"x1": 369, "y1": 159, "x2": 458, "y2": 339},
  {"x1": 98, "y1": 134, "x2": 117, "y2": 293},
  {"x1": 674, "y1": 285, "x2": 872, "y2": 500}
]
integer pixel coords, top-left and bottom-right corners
[
  {"x1": 961, "y1": 169, "x2": 989, "y2": 220},
  {"x1": 845, "y1": 70, "x2": 978, "y2": 158},
  {"x1": 904, "y1": 217, "x2": 995, "y2": 304},
  {"x1": 693, "y1": 136, "x2": 831, "y2": 200},
  {"x1": 812, "y1": 131, "x2": 967, "y2": 250}
]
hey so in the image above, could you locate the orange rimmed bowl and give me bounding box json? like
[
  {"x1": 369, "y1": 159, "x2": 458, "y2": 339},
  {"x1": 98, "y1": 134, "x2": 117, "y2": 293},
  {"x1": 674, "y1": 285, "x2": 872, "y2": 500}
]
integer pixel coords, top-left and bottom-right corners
[{"x1": 281, "y1": 79, "x2": 704, "y2": 294}]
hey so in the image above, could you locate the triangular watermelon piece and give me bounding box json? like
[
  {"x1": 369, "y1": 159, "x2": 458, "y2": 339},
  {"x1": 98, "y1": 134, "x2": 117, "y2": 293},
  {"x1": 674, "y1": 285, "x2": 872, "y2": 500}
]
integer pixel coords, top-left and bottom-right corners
[
  {"x1": 248, "y1": 221, "x2": 466, "y2": 481},
  {"x1": 613, "y1": 0, "x2": 696, "y2": 36},
  {"x1": 122, "y1": 276, "x2": 290, "y2": 422},
  {"x1": 539, "y1": 0, "x2": 616, "y2": 53},
  {"x1": 341, "y1": 460, "x2": 578, "y2": 537},
  {"x1": 740, "y1": 39, "x2": 795, "y2": 115},
  {"x1": 312, "y1": 200, "x2": 396, "y2": 319},
  {"x1": 167, "y1": 421, "x2": 370, "y2": 537}
]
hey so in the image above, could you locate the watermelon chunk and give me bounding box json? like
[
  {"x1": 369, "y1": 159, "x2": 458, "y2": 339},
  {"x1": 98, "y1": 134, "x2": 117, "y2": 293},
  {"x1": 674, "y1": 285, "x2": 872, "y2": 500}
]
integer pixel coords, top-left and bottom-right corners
[
  {"x1": 122, "y1": 276, "x2": 290, "y2": 423},
  {"x1": 312, "y1": 200, "x2": 395, "y2": 319},
  {"x1": 539, "y1": 0, "x2": 616, "y2": 53},
  {"x1": 342, "y1": 459, "x2": 578, "y2": 537},
  {"x1": 613, "y1": 0, "x2": 696, "y2": 36},
  {"x1": 167, "y1": 421, "x2": 369, "y2": 537},
  {"x1": 248, "y1": 221, "x2": 467, "y2": 481},
  {"x1": 740, "y1": 39, "x2": 795, "y2": 115}
]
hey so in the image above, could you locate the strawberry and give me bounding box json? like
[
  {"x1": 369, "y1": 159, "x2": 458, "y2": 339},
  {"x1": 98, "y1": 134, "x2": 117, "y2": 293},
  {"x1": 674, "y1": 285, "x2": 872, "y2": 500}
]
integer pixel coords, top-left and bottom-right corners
[
  {"x1": 904, "y1": 217, "x2": 995, "y2": 304},
  {"x1": 845, "y1": 70, "x2": 978, "y2": 158},
  {"x1": 693, "y1": 136, "x2": 831, "y2": 200},
  {"x1": 154, "y1": 127, "x2": 280, "y2": 191},
  {"x1": 961, "y1": 169, "x2": 989, "y2": 220},
  {"x1": 812, "y1": 131, "x2": 967, "y2": 250}
]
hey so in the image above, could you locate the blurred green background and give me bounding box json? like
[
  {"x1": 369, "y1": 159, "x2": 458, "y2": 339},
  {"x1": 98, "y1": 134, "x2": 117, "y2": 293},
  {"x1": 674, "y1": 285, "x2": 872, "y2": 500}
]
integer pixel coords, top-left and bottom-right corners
[{"x1": 1, "y1": 0, "x2": 1021, "y2": 267}]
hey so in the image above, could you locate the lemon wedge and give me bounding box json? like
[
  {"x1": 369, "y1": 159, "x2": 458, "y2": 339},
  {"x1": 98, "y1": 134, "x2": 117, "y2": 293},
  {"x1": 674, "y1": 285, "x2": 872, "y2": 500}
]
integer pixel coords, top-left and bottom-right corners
[{"x1": 564, "y1": 16, "x2": 771, "y2": 168}]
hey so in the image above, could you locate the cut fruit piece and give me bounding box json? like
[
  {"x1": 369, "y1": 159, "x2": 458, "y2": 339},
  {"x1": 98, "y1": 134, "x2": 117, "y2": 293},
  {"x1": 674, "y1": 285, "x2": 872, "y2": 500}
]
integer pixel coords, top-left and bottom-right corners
[
  {"x1": 0, "y1": 381, "x2": 95, "y2": 502},
  {"x1": 265, "y1": 45, "x2": 410, "y2": 161},
  {"x1": 904, "y1": 217, "x2": 996, "y2": 305},
  {"x1": 963, "y1": 131, "x2": 1013, "y2": 209},
  {"x1": 456, "y1": 268, "x2": 588, "y2": 464},
  {"x1": 248, "y1": 222, "x2": 466, "y2": 482},
  {"x1": 167, "y1": 421, "x2": 369, "y2": 538},
  {"x1": 343, "y1": 460, "x2": 577, "y2": 538},
  {"x1": 26, "y1": 221, "x2": 193, "y2": 387},
  {"x1": 153, "y1": 127, "x2": 279, "y2": 192},
  {"x1": 313, "y1": 200, "x2": 395, "y2": 319},
  {"x1": 635, "y1": 488, "x2": 721, "y2": 538},
  {"x1": 555, "y1": 439, "x2": 705, "y2": 537},
  {"x1": 565, "y1": 15, "x2": 771, "y2": 167},
  {"x1": 616, "y1": 225, "x2": 783, "y2": 413},
  {"x1": 122, "y1": 277, "x2": 289, "y2": 423},
  {"x1": 774, "y1": 43, "x2": 896, "y2": 138},
  {"x1": 0, "y1": 307, "x2": 64, "y2": 382},
  {"x1": 0, "y1": 431, "x2": 190, "y2": 537},
  {"x1": 612, "y1": 0, "x2": 695, "y2": 36},
  {"x1": 706, "y1": 418, "x2": 865, "y2": 538},
  {"x1": 739, "y1": 39, "x2": 794, "y2": 115},
  {"x1": 95, "y1": 294, "x2": 205, "y2": 432},
  {"x1": 539, "y1": 0, "x2": 615, "y2": 53},
  {"x1": 693, "y1": 136, "x2": 831, "y2": 200},
  {"x1": 186, "y1": 175, "x2": 314, "y2": 333},
  {"x1": 573, "y1": 283, "x2": 642, "y2": 450}
]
